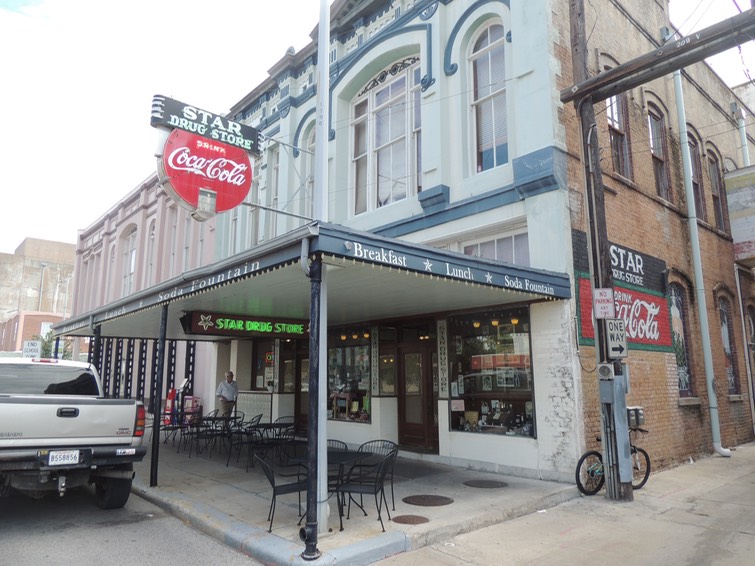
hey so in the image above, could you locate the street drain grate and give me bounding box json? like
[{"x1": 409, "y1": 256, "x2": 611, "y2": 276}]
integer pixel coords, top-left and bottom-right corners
[
  {"x1": 402, "y1": 494, "x2": 454, "y2": 506},
  {"x1": 392, "y1": 515, "x2": 430, "y2": 525},
  {"x1": 463, "y1": 480, "x2": 508, "y2": 489}
]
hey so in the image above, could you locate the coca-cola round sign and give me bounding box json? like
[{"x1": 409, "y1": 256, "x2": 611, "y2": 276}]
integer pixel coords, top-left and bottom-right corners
[{"x1": 158, "y1": 129, "x2": 252, "y2": 213}]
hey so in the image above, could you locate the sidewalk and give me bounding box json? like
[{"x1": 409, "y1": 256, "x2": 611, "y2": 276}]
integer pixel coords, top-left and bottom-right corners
[{"x1": 132, "y1": 432, "x2": 578, "y2": 565}]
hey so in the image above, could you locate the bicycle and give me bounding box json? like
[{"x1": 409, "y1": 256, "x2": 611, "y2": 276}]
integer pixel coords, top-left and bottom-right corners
[{"x1": 575, "y1": 427, "x2": 651, "y2": 495}]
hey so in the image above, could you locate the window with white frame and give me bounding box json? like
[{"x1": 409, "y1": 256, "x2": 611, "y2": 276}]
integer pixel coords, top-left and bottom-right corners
[
  {"x1": 471, "y1": 23, "x2": 508, "y2": 172},
  {"x1": 121, "y1": 228, "x2": 137, "y2": 297},
  {"x1": 183, "y1": 215, "x2": 192, "y2": 270},
  {"x1": 463, "y1": 232, "x2": 529, "y2": 267},
  {"x1": 145, "y1": 221, "x2": 156, "y2": 287},
  {"x1": 351, "y1": 56, "x2": 422, "y2": 215}
]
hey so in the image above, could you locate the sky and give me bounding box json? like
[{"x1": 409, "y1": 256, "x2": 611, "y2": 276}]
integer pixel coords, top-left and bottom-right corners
[{"x1": 0, "y1": 0, "x2": 752, "y2": 255}]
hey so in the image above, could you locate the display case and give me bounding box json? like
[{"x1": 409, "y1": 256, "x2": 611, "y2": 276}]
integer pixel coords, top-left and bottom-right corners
[{"x1": 448, "y1": 309, "x2": 535, "y2": 437}]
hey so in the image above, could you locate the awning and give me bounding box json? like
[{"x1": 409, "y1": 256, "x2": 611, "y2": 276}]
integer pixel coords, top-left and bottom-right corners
[{"x1": 53, "y1": 221, "x2": 571, "y2": 340}]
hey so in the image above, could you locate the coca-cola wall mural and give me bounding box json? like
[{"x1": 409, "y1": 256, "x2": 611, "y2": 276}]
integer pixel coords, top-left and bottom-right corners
[
  {"x1": 572, "y1": 230, "x2": 673, "y2": 352},
  {"x1": 150, "y1": 95, "x2": 260, "y2": 219}
]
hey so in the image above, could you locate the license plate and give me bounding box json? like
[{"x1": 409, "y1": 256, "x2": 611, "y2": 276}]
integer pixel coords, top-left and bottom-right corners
[{"x1": 48, "y1": 450, "x2": 79, "y2": 466}]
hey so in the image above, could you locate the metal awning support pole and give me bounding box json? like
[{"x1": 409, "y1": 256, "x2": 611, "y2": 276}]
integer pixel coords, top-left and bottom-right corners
[
  {"x1": 301, "y1": 256, "x2": 322, "y2": 560},
  {"x1": 150, "y1": 304, "x2": 169, "y2": 486}
]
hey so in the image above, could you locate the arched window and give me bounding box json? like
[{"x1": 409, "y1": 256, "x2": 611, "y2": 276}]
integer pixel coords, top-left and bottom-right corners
[
  {"x1": 647, "y1": 104, "x2": 670, "y2": 200},
  {"x1": 470, "y1": 24, "x2": 507, "y2": 172},
  {"x1": 351, "y1": 56, "x2": 422, "y2": 214},
  {"x1": 687, "y1": 133, "x2": 705, "y2": 221},
  {"x1": 607, "y1": 86, "x2": 632, "y2": 179},
  {"x1": 145, "y1": 220, "x2": 156, "y2": 287},
  {"x1": 718, "y1": 297, "x2": 739, "y2": 394},
  {"x1": 121, "y1": 227, "x2": 137, "y2": 297},
  {"x1": 707, "y1": 149, "x2": 728, "y2": 232},
  {"x1": 669, "y1": 283, "x2": 693, "y2": 396}
]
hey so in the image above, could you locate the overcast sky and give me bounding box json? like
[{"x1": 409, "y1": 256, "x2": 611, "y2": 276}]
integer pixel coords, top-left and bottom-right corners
[{"x1": 0, "y1": 0, "x2": 752, "y2": 255}]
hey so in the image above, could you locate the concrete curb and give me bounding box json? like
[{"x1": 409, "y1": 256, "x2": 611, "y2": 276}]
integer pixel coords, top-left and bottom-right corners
[{"x1": 133, "y1": 479, "x2": 409, "y2": 565}]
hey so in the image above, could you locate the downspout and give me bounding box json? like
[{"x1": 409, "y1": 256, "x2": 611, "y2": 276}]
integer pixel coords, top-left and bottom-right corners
[
  {"x1": 732, "y1": 103, "x2": 751, "y2": 167},
  {"x1": 734, "y1": 264, "x2": 755, "y2": 435},
  {"x1": 674, "y1": 69, "x2": 731, "y2": 457}
]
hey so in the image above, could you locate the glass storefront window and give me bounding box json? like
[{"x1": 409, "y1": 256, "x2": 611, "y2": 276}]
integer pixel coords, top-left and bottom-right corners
[
  {"x1": 379, "y1": 327, "x2": 397, "y2": 395},
  {"x1": 328, "y1": 328, "x2": 371, "y2": 422},
  {"x1": 448, "y1": 309, "x2": 534, "y2": 437},
  {"x1": 253, "y1": 339, "x2": 276, "y2": 391}
]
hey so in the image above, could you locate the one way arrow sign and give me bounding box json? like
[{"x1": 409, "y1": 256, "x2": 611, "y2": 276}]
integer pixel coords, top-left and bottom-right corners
[{"x1": 606, "y1": 318, "x2": 627, "y2": 359}]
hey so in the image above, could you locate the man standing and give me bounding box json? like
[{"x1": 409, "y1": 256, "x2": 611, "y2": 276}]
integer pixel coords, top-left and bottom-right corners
[{"x1": 216, "y1": 370, "x2": 238, "y2": 416}]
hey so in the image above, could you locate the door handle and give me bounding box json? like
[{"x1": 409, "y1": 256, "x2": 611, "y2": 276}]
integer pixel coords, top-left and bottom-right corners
[{"x1": 57, "y1": 407, "x2": 79, "y2": 418}]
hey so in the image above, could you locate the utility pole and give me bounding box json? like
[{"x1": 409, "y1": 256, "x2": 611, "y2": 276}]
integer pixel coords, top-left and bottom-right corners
[
  {"x1": 564, "y1": 3, "x2": 755, "y2": 500},
  {"x1": 568, "y1": 0, "x2": 632, "y2": 501}
]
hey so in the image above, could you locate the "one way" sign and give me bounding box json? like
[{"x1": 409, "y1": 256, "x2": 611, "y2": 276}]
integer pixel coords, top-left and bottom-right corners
[{"x1": 606, "y1": 318, "x2": 627, "y2": 359}]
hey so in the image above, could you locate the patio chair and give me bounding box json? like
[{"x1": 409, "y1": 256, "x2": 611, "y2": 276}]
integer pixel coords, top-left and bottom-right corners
[
  {"x1": 327, "y1": 439, "x2": 349, "y2": 491},
  {"x1": 255, "y1": 454, "x2": 308, "y2": 532},
  {"x1": 186, "y1": 409, "x2": 219, "y2": 458},
  {"x1": 336, "y1": 448, "x2": 397, "y2": 532},
  {"x1": 226, "y1": 413, "x2": 263, "y2": 469},
  {"x1": 354, "y1": 439, "x2": 398, "y2": 509}
]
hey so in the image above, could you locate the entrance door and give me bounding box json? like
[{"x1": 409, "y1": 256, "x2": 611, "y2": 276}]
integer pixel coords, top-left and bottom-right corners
[{"x1": 398, "y1": 344, "x2": 438, "y2": 452}]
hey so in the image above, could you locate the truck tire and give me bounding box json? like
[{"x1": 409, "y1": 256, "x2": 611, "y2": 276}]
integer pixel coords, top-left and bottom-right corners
[{"x1": 95, "y1": 465, "x2": 133, "y2": 509}]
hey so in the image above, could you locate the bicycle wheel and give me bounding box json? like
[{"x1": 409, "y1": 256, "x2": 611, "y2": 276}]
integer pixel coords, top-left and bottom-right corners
[
  {"x1": 576, "y1": 450, "x2": 604, "y2": 495},
  {"x1": 630, "y1": 446, "x2": 650, "y2": 490}
]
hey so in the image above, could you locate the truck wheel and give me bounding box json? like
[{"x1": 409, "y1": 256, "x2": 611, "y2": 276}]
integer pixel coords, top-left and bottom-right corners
[{"x1": 95, "y1": 465, "x2": 133, "y2": 509}]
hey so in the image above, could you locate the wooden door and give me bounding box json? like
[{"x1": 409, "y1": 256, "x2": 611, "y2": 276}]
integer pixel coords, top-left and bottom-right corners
[{"x1": 397, "y1": 344, "x2": 438, "y2": 452}]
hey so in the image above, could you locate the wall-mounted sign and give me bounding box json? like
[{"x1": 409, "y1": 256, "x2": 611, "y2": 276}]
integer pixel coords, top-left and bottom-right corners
[
  {"x1": 158, "y1": 129, "x2": 252, "y2": 214},
  {"x1": 181, "y1": 311, "x2": 309, "y2": 339},
  {"x1": 151, "y1": 95, "x2": 260, "y2": 154},
  {"x1": 151, "y1": 95, "x2": 259, "y2": 220}
]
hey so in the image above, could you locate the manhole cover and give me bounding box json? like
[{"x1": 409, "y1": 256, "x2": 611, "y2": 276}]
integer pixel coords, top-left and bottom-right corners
[
  {"x1": 463, "y1": 480, "x2": 508, "y2": 489},
  {"x1": 392, "y1": 515, "x2": 429, "y2": 525},
  {"x1": 402, "y1": 494, "x2": 454, "y2": 507}
]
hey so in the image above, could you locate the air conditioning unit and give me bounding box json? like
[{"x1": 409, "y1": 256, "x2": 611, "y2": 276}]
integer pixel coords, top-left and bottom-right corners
[{"x1": 597, "y1": 363, "x2": 614, "y2": 379}]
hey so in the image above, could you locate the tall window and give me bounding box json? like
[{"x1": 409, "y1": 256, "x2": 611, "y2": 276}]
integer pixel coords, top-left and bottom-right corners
[
  {"x1": 607, "y1": 91, "x2": 632, "y2": 178},
  {"x1": 352, "y1": 56, "x2": 422, "y2": 214},
  {"x1": 145, "y1": 221, "x2": 156, "y2": 287},
  {"x1": 718, "y1": 297, "x2": 739, "y2": 394},
  {"x1": 121, "y1": 229, "x2": 137, "y2": 297},
  {"x1": 747, "y1": 306, "x2": 755, "y2": 385},
  {"x1": 707, "y1": 150, "x2": 728, "y2": 232},
  {"x1": 647, "y1": 105, "x2": 670, "y2": 200},
  {"x1": 669, "y1": 284, "x2": 692, "y2": 396},
  {"x1": 471, "y1": 24, "x2": 507, "y2": 172},
  {"x1": 688, "y1": 134, "x2": 705, "y2": 221},
  {"x1": 268, "y1": 146, "x2": 279, "y2": 238},
  {"x1": 183, "y1": 216, "x2": 192, "y2": 270},
  {"x1": 463, "y1": 232, "x2": 529, "y2": 267}
]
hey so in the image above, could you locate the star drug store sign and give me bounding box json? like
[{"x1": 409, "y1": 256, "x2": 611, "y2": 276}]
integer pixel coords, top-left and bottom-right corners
[
  {"x1": 150, "y1": 95, "x2": 260, "y2": 219},
  {"x1": 572, "y1": 230, "x2": 673, "y2": 352}
]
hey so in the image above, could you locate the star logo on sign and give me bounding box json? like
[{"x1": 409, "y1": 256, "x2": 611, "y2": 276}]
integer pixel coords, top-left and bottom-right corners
[
  {"x1": 485, "y1": 272, "x2": 493, "y2": 283},
  {"x1": 423, "y1": 259, "x2": 433, "y2": 271},
  {"x1": 198, "y1": 315, "x2": 214, "y2": 331}
]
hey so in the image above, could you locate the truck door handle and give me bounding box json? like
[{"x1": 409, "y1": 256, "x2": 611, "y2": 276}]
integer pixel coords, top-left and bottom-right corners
[{"x1": 57, "y1": 408, "x2": 79, "y2": 418}]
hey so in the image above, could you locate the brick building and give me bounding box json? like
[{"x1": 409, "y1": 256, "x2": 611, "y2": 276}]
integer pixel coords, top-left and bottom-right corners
[
  {"x1": 56, "y1": 0, "x2": 754, "y2": 482},
  {"x1": 0, "y1": 238, "x2": 75, "y2": 353}
]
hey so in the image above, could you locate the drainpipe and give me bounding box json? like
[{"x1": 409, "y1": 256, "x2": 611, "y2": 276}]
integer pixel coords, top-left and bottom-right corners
[
  {"x1": 731, "y1": 103, "x2": 751, "y2": 167},
  {"x1": 734, "y1": 264, "x2": 755, "y2": 435},
  {"x1": 674, "y1": 69, "x2": 731, "y2": 457}
]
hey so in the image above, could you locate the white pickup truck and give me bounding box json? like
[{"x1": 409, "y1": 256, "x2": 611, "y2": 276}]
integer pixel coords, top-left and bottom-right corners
[{"x1": 0, "y1": 358, "x2": 147, "y2": 509}]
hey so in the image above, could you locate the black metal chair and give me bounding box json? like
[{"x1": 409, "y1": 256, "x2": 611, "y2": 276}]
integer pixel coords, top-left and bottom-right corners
[
  {"x1": 186, "y1": 409, "x2": 220, "y2": 458},
  {"x1": 336, "y1": 448, "x2": 397, "y2": 532},
  {"x1": 355, "y1": 439, "x2": 398, "y2": 509},
  {"x1": 326, "y1": 439, "x2": 349, "y2": 491},
  {"x1": 255, "y1": 454, "x2": 307, "y2": 532},
  {"x1": 226, "y1": 413, "x2": 263, "y2": 469}
]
